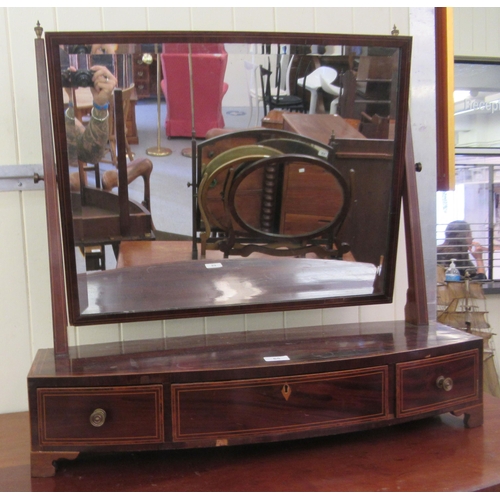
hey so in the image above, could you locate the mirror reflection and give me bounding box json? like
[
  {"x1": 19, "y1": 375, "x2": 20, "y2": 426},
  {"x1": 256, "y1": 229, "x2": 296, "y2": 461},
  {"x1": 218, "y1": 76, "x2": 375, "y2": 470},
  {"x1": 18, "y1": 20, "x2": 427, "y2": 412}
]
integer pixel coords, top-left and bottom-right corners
[{"x1": 52, "y1": 37, "x2": 406, "y2": 321}]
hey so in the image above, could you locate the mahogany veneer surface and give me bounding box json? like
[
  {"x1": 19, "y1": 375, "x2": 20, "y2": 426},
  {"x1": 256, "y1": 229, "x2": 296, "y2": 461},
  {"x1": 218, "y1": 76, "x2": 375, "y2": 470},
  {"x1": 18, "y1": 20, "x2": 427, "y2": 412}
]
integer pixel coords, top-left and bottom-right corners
[
  {"x1": 27, "y1": 321, "x2": 483, "y2": 476},
  {"x1": 78, "y1": 257, "x2": 377, "y2": 317}
]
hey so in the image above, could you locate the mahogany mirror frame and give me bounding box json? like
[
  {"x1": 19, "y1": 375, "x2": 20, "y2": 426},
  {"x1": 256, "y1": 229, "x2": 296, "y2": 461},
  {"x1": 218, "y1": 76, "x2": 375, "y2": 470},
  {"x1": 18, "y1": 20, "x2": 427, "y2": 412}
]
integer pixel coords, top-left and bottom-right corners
[{"x1": 39, "y1": 30, "x2": 413, "y2": 337}]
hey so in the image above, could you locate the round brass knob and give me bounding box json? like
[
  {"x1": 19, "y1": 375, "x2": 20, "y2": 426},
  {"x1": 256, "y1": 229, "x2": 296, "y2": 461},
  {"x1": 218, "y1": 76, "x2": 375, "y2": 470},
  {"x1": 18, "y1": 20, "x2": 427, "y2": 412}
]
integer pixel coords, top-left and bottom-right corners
[
  {"x1": 436, "y1": 376, "x2": 453, "y2": 392},
  {"x1": 90, "y1": 408, "x2": 107, "y2": 427}
]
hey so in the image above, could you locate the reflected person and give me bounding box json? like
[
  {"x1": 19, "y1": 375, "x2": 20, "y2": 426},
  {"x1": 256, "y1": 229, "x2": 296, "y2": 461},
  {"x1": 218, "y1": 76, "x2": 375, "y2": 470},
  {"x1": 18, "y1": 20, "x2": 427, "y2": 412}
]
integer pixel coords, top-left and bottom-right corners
[
  {"x1": 437, "y1": 220, "x2": 486, "y2": 279},
  {"x1": 64, "y1": 64, "x2": 117, "y2": 190}
]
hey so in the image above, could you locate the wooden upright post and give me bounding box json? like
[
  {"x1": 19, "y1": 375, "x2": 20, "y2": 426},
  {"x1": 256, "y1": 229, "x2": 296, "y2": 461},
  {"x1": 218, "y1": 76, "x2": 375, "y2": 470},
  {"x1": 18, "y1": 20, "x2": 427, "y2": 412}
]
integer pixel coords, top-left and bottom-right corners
[{"x1": 34, "y1": 25, "x2": 69, "y2": 356}]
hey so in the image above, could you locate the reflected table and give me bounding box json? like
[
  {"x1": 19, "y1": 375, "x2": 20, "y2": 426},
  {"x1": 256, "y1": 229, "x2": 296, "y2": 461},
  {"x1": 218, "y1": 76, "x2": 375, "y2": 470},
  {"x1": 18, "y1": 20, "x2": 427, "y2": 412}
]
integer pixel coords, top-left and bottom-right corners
[
  {"x1": 81, "y1": 251, "x2": 377, "y2": 316},
  {"x1": 283, "y1": 113, "x2": 365, "y2": 143}
]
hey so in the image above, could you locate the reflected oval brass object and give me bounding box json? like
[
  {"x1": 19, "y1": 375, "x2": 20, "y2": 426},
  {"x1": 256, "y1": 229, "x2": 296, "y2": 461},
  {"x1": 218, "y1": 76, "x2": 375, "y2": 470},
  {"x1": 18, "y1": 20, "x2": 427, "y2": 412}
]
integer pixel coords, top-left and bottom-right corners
[
  {"x1": 229, "y1": 154, "x2": 350, "y2": 240},
  {"x1": 198, "y1": 145, "x2": 282, "y2": 232}
]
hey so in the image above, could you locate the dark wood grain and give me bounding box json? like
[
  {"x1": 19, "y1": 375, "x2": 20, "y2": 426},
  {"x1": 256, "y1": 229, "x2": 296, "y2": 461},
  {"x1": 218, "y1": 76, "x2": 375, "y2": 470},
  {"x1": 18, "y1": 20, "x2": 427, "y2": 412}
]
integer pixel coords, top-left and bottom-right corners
[
  {"x1": 27, "y1": 322, "x2": 479, "y2": 376},
  {"x1": 403, "y1": 121, "x2": 429, "y2": 325},
  {"x1": 172, "y1": 367, "x2": 388, "y2": 441},
  {"x1": 37, "y1": 386, "x2": 164, "y2": 446},
  {"x1": 396, "y1": 350, "x2": 480, "y2": 416},
  {"x1": 34, "y1": 36, "x2": 69, "y2": 355}
]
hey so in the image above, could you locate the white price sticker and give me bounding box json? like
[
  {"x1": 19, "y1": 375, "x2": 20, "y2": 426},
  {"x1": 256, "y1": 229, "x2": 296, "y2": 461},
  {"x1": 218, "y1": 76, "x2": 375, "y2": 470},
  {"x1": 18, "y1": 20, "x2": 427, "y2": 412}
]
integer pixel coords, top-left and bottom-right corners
[
  {"x1": 205, "y1": 263, "x2": 223, "y2": 269},
  {"x1": 264, "y1": 356, "x2": 290, "y2": 362}
]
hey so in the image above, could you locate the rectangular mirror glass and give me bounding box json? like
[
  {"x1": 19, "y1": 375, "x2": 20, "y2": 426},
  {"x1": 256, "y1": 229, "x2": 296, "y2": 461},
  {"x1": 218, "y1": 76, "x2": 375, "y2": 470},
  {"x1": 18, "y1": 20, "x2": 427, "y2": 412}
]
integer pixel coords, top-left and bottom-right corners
[{"x1": 43, "y1": 32, "x2": 412, "y2": 325}]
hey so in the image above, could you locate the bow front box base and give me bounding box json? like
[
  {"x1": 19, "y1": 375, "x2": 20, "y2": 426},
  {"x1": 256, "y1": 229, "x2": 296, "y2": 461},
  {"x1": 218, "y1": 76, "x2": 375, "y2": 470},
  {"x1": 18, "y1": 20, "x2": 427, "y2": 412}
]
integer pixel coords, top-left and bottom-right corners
[{"x1": 27, "y1": 321, "x2": 483, "y2": 477}]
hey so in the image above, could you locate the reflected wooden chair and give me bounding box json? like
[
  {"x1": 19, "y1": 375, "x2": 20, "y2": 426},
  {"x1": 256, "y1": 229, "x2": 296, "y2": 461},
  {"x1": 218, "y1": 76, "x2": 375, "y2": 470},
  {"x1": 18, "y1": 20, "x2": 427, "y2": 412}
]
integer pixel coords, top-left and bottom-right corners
[
  {"x1": 358, "y1": 112, "x2": 390, "y2": 139},
  {"x1": 107, "y1": 84, "x2": 136, "y2": 166},
  {"x1": 259, "y1": 58, "x2": 306, "y2": 116},
  {"x1": 71, "y1": 89, "x2": 154, "y2": 271},
  {"x1": 102, "y1": 157, "x2": 153, "y2": 212},
  {"x1": 338, "y1": 54, "x2": 398, "y2": 120}
]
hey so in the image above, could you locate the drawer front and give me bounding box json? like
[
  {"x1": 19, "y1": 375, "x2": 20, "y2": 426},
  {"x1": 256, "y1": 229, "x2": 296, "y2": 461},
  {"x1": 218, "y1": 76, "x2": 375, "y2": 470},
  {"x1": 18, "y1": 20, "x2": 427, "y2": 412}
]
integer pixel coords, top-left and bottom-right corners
[
  {"x1": 396, "y1": 350, "x2": 480, "y2": 417},
  {"x1": 172, "y1": 367, "x2": 388, "y2": 442},
  {"x1": 37, "y1": 385, "x2": 164, "y2": 446}
]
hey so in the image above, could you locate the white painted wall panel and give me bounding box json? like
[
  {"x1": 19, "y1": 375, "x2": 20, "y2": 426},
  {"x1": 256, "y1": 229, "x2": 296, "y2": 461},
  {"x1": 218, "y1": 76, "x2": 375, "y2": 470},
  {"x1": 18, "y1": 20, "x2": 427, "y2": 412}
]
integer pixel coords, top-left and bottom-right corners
[
  {"x1": 7, "y1": 9, "x2": 52, "y2": 164},
  {"x1": 164, "y1": 317, "x2": 205, "y2": 338},
  {"x1": 148, "y1": 8, "x2": 192, "y2": 32},
  {"x1": 454, "y1": 7, "x2": 500, "y2": 58},
  {"x1": 454, "y1": 8, "x2": 473, "y2": 58},
  {"x1": 56, "y1": 8, "x2": 104, "y2": 31},
  {"x1": 121, "y1": 320, "x2": 164, "y2": 342},
  {"x1": 0, "y1": 192, "x2": 32, "y2": 412},
  {"x1": 233, "y1": 7, "x2": 276, "y2": 32},
  {"x1": 315, "y1": 8, "x2": 354, "y2": 34},
  {"x1": 353, "y1": 8, "x2": 392, "y2": 36},
  {"x1": 0, "y1": 10, "x2": 18, "y2": 164},
  {"x1": 102, "y1": 8, "x2": 149, "y2": 31},
  {"x1": 21, "y1": 190, "x2": 53, "y2": 354},
  {"x1": 191, "y1": 8, "x2": 234, "y2": 31},
  {"x1": 275, "y1": 7, "x2": 315, "y2": 33},
  {"x1": 75, "y1": 322, "x2": 121, "y2": 346},
  {"x1": 484, "y1": 10, "x2": 500, "y2": 56}
]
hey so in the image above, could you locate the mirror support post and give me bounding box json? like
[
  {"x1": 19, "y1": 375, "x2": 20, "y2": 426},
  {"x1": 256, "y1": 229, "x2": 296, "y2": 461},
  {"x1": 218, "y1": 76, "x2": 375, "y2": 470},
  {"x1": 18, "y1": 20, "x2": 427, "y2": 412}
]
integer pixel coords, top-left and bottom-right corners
[
  {"x1": 34, "y1": 27, "x2": 69, "y2": 355},
  {"x1": 403, "y1": 119, "x2": 429, "y2": 325},
  {"x1": 188, "y1": 44, "x2": 198, "y2": 259}
]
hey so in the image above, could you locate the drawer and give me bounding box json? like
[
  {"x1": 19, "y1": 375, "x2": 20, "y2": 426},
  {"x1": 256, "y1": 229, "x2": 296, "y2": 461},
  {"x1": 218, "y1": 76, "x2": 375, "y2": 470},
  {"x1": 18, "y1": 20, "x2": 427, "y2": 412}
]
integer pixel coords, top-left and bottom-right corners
[
  {"x1": 396, "y1": 350, "x2": 480, "y2": 417},
  {"x1": 172, "y1": 367, "x2": 388, "y2": 442},
  {"x1": 37, "y1": 385, "x2": 164, "y2": 446}
]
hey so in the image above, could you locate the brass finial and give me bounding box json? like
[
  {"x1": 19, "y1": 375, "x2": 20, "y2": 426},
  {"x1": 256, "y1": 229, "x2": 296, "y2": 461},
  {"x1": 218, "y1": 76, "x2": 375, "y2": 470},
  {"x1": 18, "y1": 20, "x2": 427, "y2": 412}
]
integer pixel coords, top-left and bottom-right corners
[
  {"x1": 391, "y1": 24, "x2": 399, "y2": 36},
  {"x1": 34, "y1": 21, "x2": 43, "y2": 39}
]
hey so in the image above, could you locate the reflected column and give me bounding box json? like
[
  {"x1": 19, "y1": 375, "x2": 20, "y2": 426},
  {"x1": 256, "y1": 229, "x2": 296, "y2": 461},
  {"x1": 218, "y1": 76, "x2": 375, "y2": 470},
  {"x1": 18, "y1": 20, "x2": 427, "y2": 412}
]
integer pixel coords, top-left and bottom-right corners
[{"x1": 145, "y1": 47, "x2": 172, "y2": 157}]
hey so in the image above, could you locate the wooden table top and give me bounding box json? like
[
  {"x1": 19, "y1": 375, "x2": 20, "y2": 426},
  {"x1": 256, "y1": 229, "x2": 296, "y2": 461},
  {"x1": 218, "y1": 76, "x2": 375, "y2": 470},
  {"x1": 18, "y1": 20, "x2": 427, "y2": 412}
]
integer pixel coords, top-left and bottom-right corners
[
  {"x1": 283, "y1": 113, "x2": 366, "y2": 144},
  {"x1": 3, "y1": 395, "x2": 500, "y2": 491}
]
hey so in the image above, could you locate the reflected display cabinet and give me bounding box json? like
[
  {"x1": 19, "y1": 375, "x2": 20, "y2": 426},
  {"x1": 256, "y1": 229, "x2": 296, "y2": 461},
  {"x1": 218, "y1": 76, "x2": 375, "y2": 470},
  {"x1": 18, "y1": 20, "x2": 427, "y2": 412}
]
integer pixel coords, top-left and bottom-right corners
[{"x1": 28, "y1": 25, "x2": 483, "y2": 477}]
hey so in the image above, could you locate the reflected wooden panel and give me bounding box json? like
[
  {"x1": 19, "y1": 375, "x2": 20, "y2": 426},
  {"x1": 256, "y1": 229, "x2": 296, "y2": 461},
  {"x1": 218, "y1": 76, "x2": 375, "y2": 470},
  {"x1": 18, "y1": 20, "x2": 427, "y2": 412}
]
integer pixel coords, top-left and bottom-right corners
[
  {"x1": 80, "y1": 258, "x2": 377, "y2": 318},
  {"x1": 71, "y1": 189, "x2": 153, "y2": 246}
]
